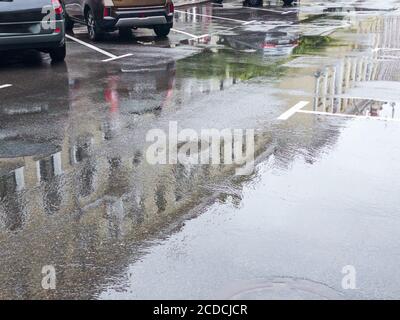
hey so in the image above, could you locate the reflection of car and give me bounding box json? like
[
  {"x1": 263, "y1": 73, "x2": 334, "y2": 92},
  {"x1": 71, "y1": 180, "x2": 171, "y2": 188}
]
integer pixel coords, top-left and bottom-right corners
[
  {"x1": 219, "y1": 30, "x2": 299, "y2": 56},
  {"x1": 61, "y1": 0, "x2": 174, "y2": 41},
  {"x1": 0, "y1": 0, "x2": 66, "y2": 62},
  {"x1": 104, "y1": 62, "x2": 176, "y2": 115},
  {"x1": 261, "y1": 31, "x2": 299, "y2": 55}
]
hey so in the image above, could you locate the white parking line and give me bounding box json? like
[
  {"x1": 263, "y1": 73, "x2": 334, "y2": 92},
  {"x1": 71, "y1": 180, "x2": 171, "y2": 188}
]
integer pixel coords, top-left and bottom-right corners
[
  {"x1": 212, "y1": 3, "x2": 296, "y2": 15},
  {"x1": 297, "y1": 110, "x2": 400, "y2": 122},
  {"x1": 278, "y1": 101, "x2": 309, "y2": 120},
  {"x1": 243, "y1": 20, "x2": 258, "y2": 25},
  {"x1": 171, "y1": 28, "x2": 209, "y2": 39},
  {"x1": 66, "y1": 34, "x2": 133, "y2": 62},
  {"x1": 175, "y1": 9, "x2": 249, "y2": 24},
  {"x1": 103, "y1": 54, "x2": 134, "y2": 62},
  {"x1": 0, "y1": 84, "x2": 12, "y2": 90},
  {"x1": 372, "y1": 48, "x2": 400, "y2": 52},
  {"x1": 244, "y1": 6, "x2": 296, "y2": 15}
]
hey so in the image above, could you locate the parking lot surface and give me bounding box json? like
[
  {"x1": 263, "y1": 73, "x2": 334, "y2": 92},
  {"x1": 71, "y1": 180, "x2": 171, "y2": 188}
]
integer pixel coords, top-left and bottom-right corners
[{"x1": 1, "y1": 0, "x2": 400, "y2": 299}]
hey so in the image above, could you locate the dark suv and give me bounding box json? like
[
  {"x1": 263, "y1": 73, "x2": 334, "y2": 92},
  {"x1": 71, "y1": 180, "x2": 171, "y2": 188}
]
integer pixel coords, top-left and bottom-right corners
[
  {"x1": 61, "y1": 0, "x2": 174, "y2": 40},
  {"x1": 0, "y1": 0, "x2": 66, "y2": 62}
]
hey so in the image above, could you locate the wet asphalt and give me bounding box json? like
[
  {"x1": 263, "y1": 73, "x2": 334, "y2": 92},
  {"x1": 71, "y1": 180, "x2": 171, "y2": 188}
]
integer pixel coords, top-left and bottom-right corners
[{"x1": 1, "y1": 0, "x2": 400, "y2": 299}]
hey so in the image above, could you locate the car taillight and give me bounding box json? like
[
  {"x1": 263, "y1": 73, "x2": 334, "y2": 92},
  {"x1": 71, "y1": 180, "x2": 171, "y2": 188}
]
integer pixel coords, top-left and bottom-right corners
[
  {"x1": 167, "y1": 1, "x2": 174, "y2": 15},
  {"x1": 51, "y1": 0, "x2": 63, "y2": 15},
  {"x1": 262, "y1": 43, "x2": 277, "y2": 49},
  {"x1": 104, "y1": 7, "x2": 112, "y2": 17}
]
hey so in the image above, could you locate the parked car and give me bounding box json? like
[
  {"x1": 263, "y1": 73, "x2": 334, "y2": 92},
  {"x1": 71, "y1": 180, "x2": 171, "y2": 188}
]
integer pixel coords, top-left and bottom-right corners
[
  {"x1": 61, "y1": 0, "x2": 174, "y2": 40},
  {"x1": 0, "y1": 0, "x2": 66, "y2": 62}
]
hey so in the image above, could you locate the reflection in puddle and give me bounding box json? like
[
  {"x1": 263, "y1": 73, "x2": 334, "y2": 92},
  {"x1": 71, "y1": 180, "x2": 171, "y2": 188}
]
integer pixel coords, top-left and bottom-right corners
[
  {"x1": 0, "y1": 43, "x2": 290, "y2": 298},
  {"x1": 1, "y1": 2, "x2": 400, "y2": 299}
]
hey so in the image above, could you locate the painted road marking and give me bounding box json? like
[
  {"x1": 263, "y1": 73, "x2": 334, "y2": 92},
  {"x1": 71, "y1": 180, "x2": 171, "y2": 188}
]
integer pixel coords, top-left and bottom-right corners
[
  {"x1": 244, "y1": 6, "x2": 296, "y2": 15},
  {"x1": 211, "y1": 3, "x2": 296, "y2": 15},
  {"x1": 243, "y1": 20, "x2": 258, "y2": 25},
  {"x1": 103, "y1": 54, "x2": 134, "y2": 62},
  {"x1": 121, "y1": 67, "x2": 166, "y2": 73},
  {"x1": 66, "y1": 34, "x2": 133, "y2": 62},
  {"x1": 297, "y1": 109, "x2": 400, "y2": 122},
  {"x1": 171, "y1": 28, "x2": 209, "y2": 39},
  {"x1": 0, "y1": 84, "x2": 12, "y2": 90},
  {"x1": 278, "y1": 101, "x2": 309, "y2": 120},
  {"x1": 175, "y1": 9, "x2": 249, "y2": 24},
  {"x1": 372, "y1": 48, "x2": 400, "y2": 52},
  {"x1": 278, "y1": 101, "x2": 400, "y2": 122}
]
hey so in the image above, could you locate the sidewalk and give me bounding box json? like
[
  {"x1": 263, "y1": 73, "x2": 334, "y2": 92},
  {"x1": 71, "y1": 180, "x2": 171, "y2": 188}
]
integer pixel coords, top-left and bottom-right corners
[{"x1": 174, "y1": 0, "x2": 211, "y2": 8}]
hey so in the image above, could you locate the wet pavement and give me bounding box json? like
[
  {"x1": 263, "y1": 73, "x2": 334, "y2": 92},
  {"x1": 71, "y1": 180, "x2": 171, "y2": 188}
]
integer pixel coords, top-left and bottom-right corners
[{"x1": 1, "y1": 0, "x2": 400, "y2": 299}]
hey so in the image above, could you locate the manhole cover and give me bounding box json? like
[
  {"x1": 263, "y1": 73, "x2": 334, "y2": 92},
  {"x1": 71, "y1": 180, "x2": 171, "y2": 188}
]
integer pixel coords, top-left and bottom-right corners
[{"x1": 225, "y1": 277, "x2": 343, "y2": 300}]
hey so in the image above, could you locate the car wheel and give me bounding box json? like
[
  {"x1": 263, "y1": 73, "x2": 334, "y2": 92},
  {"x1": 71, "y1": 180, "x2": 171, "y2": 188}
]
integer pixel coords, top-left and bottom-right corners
[
  {"x1": 247, "y1": 0, "x2": 262, "y2": 6},
  {"x1": 154, "y1": 24, "x2": 172, "y2": 38},
  {"x1": 86, "y1": 9, "x2": 103, "y2": 41},
  {"x1": 119, "y1": 27, "x2": 132, "y2": 39},
  {"x1": 49, "y1": 44, "x2": 66, "y2": 63}
]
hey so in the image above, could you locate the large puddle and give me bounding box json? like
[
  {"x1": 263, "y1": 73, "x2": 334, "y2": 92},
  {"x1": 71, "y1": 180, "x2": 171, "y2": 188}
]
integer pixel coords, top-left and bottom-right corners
[{"x1": 1, "y1": 0, "x2": 400, "y2": 299}]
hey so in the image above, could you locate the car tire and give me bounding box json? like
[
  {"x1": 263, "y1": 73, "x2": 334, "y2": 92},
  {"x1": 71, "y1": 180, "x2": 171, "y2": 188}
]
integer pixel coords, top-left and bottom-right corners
[
  {"x1": 49, "y1": 44, "x2": 66, "y2": 63},
  {"x1": 154, "y1": 24, "x2": 172, "y2": 38},
  {"x1": 86, "y1": 9, "x2": 103, "y2": 41},
  {"x1": 119, "y1": 27, "x2": 132, "y2": 39}
]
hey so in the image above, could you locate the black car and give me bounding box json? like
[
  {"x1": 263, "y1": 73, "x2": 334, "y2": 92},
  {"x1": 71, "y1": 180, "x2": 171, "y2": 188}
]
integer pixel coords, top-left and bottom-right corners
[{"x1": 0, "y1": 0, "x2": 66, "y2": 62}]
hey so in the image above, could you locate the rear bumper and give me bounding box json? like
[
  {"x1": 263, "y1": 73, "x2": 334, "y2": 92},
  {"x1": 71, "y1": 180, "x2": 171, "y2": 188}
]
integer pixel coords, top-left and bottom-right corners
[
  {"x1": 100, "y1": 7, "x2": 173, "y2": 30},
  {"x1": 115, "y1": 16, "x2": 168, "y2": 27},
  {"x1": 0, "y1": 22, "x2": 65, "y2": 51}
]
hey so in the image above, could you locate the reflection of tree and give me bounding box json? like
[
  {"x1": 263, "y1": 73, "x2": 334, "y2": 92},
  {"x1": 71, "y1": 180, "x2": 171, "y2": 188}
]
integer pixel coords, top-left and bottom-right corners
[
  {"x1": 37, "y1": 155, "x2": 63, "y2": 215},
  {"x1": 43, "y1": 177, "x2": 62, "y2": 215},
  {"x1": 174, "y1": 163, "x2": 192, "y2": 202},
  {"x1": 107, "y1": 157, "x2": 130, "y2": 197},
  {"x1": 177, "y1": 50, "x2": 287, "y2": 81},
  {"x1": 293, "y1": 36, "x2": 334, "y2": 55},
  {"x1": 0, "y1": 173, "x2": 25, "y2": 231},
  {"x1": 131, "y1": 193, "x2": 145, "y2": 225},
  {"x1": 71, "y1": 136, "x2": 96, "y2": 198},
  {"x1": 38, "y1": 157, "x2": 55, "y2": 183},
  {"x1": 155, "y1": 184, "x2": 167, "y2": 214},
  {"x1": 78, "y1": 159, "x2": 96, "y2": 198}
]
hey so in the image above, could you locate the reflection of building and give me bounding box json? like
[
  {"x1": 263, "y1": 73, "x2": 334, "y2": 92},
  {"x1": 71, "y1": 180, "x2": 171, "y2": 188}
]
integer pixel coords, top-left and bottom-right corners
[
  {"x1": 313, "y1": 14, "x2": 400, "y2": 118},
  {"x1": 0, "y1": 52, "x2": 274, "y2": 299}
]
